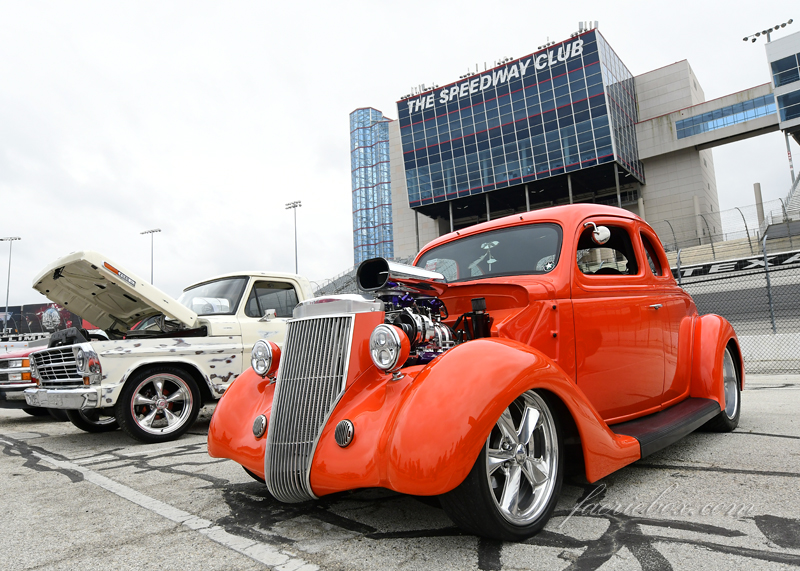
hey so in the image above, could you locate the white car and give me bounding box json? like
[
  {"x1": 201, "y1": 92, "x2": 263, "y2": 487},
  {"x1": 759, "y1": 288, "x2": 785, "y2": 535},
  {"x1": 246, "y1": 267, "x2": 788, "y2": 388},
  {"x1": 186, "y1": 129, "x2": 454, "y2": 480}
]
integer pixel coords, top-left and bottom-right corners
[{"x1": 24, "y1": 251, "x2": 312, "y2": 443}]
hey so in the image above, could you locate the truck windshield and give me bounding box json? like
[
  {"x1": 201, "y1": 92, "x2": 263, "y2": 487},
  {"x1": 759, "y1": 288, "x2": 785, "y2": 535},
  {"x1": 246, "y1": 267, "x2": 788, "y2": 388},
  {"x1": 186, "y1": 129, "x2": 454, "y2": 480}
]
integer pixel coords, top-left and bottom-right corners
[
  {"x1": 177, "y1": 277, "x2": 248, "y2": 315},
  {"x1": 415, "y1": 223, "x2": 562, "y2": 283}
]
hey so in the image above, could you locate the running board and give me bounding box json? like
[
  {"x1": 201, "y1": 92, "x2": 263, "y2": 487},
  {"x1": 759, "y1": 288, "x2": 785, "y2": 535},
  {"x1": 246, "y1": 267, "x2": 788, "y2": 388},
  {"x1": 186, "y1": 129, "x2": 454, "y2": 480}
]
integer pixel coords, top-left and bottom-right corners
[{"x1": 610, "y1": 398, "x2": 721, "y2": 458}]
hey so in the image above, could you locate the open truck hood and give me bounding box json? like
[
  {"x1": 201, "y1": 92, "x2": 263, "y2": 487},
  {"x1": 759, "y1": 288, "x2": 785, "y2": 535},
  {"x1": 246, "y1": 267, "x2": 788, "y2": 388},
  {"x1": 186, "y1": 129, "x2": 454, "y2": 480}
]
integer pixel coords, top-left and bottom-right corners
[{"x1": 32, "y1": 251, "x2": 199, "y2": 333}]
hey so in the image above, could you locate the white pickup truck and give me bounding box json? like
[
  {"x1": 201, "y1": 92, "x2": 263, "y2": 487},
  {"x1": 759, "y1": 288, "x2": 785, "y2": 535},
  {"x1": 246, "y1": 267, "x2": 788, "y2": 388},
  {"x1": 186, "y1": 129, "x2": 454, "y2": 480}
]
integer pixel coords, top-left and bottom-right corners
[{"x1": 24, "y1": 251, "x2": 313, "y2": 443}]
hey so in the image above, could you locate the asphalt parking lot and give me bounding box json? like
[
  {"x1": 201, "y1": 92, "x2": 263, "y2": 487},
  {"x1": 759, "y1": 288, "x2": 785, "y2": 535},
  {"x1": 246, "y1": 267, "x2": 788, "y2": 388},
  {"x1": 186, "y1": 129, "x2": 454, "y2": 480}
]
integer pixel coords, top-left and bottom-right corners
[{"x1": 1, "y1": 375, "x2": 799, "y2": 571}]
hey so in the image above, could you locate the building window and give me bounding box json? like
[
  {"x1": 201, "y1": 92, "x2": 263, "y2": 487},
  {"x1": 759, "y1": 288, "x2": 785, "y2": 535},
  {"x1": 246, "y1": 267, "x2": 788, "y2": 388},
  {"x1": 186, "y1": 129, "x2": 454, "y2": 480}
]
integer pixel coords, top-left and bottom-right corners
[
  {"x1": 777, "y1": 90, "x2": 800, "y2": 122},
  {"x1": 675, "y1": 95, "x2": 776, "y2": 139},
  {"x1": 772, "y1": 53, "x2": 800, "y2": 88}
]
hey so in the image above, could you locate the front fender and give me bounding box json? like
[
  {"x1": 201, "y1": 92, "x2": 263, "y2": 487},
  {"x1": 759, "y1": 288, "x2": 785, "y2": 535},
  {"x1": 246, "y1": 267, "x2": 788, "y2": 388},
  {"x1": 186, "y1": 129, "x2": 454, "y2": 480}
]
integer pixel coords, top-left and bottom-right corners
[
  {"x1": 207, "y1": 368, "x2": 274, "y2": 478},
  {"x1": 690, "y1": 314, "x2": 743, "y2": 407},
  {"x1": 310, "y1": 338, "x2": 639, "y2": 497}
]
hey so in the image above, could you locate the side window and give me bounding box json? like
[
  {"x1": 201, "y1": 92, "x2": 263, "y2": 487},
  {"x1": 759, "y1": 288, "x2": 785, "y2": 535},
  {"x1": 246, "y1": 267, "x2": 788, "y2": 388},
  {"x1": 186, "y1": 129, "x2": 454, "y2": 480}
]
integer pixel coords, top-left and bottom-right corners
[
  {"x1": 244, "y1": 282, "x2": 299, "y2": 318},
  {"x1": 641, "y1": 234, "x2": 663, "y2": 276},
  {"x1": 576, "y1": 225, "x2": 639, "y2": 276}
]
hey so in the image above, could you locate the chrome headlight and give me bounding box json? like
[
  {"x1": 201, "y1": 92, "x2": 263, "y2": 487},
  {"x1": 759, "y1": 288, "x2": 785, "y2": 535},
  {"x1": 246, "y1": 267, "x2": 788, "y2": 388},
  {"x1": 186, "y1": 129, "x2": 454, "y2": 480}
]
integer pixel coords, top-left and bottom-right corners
[
  {"x1": 29, "y1": 358, "x2": 39, "y2": 382},
  {"x1": 74, "y1": 345, "x2": 102, "y2": 384},
  {"x1": 76, "y1": 349, "x2": 86, "y2": 371},
  {"x1": 8, "y1": 359, "x2": 24, "y2": 368},
  {"x1": 369, "y1": 324, "x2": 409, "y2": 373},
  {"x1": 251, "y1": 339, "x2": 280, "y2": 378}
]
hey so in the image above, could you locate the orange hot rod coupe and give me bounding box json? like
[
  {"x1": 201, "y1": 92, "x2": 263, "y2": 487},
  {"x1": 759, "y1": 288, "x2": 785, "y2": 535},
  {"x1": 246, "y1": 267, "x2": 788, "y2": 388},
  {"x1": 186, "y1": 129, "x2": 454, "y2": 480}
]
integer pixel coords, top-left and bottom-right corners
[{"x1": 208, "y1": 204, "x2": 742, "y2": 540}]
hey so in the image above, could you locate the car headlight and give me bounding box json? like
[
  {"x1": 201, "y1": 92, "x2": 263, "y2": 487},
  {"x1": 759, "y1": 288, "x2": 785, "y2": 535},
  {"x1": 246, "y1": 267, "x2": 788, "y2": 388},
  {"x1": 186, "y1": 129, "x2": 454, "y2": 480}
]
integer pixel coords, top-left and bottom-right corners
[
  {"x1": 8, "y1": 359, "x2": 23, "y2": 368},
  {"x1": 76, "y1": 349, "x2": 86, "y2": 371},
  {"x1": 251, "y1": 340, "x2": 281, "y2": 378},
  {"x1": 29, "y1": 359, "x2": 39, "y2": 382},
  {"x1": 369, "y1": 324, "x2": 410, "y2": 375}
]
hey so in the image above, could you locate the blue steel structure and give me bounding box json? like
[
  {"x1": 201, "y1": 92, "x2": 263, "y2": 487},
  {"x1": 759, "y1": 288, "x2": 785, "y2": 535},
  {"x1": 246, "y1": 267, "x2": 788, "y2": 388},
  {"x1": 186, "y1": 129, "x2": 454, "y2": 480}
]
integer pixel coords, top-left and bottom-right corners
[
  {"x1": 396, "y1": 30, "x2": 643, "y2": 221},
  {"x1": 350, "y1": 108, "x2": 394, "y2": 265}
]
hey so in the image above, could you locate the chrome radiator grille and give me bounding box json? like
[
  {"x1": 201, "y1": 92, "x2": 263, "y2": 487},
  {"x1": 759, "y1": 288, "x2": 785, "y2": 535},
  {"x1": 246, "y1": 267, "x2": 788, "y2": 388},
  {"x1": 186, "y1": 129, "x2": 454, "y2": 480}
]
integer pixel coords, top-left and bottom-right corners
[
  {"x1": 31, "y1": 348, "x2": 82, "y2": 388},
  {"x1": 265, "y1": 314, "x2": 353, "y2": 502}
]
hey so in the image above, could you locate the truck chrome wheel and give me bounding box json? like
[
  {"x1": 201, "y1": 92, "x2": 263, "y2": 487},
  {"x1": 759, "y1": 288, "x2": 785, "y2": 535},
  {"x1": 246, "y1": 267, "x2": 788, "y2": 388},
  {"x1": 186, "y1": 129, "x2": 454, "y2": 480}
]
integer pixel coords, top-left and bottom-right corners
[
  {"x1": 486, "y1": 391, "x2": 558, "y2": 525},
  {"x1": 116, "y1": 367, "x2": 201, "y2": 443},
  {"x1": 439, "y1": 389, "x2": 563, "y2": 541},
  {"x1": 66, "y1": 408, "x2": 119, "y2": 433}
]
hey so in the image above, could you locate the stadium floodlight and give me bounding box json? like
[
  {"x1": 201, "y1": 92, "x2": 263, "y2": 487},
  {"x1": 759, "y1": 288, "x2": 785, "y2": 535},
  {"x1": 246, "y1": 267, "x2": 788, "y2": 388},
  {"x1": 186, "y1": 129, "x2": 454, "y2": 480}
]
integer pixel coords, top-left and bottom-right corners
[
  {"x1": 140, "y1": 228, "x2": 161, "y2": 284},
  {"x1": 1, "y1": 237, "x2": 21, "y2": 333},
  {"x1": 285, "y1": 201, "x2": 302, "y2": 274},
  {"x1": 744, "y1": 19, "x2": 793, "y2": 43}
]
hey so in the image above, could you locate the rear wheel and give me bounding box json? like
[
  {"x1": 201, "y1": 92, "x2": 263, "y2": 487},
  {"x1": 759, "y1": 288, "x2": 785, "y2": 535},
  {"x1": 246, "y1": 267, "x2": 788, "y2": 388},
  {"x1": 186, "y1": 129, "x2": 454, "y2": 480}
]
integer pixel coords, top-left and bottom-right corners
[
  {"x1": 47, "y1": 408, "x2": 70, "y2": 422},
  {"x1": 703, "y1": 346, "x2": 741, "y2": 432},
  {"x1": 439, "y1": 390, "x2": 563, "y2": 540},
  {"x1": 115, "y1": 367, "x2": 201, "y2": 444},
  {"x1": 22, "y1": 407, "x2": 50, "y2": 417},
  {"x1": 66, "y1": 409, "x2": 119, "y2": 432}
]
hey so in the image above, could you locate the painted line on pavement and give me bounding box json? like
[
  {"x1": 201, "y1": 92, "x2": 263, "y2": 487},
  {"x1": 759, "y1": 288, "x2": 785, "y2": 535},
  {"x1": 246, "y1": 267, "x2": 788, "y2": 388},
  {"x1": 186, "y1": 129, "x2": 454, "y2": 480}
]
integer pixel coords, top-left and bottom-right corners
[{"x1": 0, "y1": 439, "x2": 317, "y2": 571}]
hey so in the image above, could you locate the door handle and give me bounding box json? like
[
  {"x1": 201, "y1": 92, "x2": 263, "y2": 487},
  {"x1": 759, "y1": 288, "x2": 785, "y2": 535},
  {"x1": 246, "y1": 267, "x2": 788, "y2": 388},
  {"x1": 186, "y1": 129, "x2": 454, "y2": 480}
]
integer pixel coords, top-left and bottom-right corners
[{"x1": 649, "y1": 304, "x2": 663, "y2": 310}]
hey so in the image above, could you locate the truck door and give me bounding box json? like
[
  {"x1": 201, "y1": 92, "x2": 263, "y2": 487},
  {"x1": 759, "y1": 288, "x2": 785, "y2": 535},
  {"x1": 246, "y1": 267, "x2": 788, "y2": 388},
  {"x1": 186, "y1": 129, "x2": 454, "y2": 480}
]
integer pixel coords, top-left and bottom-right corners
[{"x1": 238, "y1": 280, "x2": 299, "y2": 355}]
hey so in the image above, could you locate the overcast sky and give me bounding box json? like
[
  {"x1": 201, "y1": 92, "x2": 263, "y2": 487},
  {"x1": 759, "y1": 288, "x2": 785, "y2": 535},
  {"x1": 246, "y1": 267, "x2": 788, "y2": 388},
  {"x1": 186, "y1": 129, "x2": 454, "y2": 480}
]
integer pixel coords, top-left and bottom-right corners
[{"x1": 1, "y1": 0, "x2": 797, "y2": 305}]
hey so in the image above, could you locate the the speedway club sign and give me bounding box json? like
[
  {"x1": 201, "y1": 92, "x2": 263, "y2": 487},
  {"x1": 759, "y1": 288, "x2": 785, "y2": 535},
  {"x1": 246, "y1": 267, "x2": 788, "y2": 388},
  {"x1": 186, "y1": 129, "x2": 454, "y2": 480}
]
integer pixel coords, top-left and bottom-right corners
[
  {"x1": 671, "y1": 249, "x2": 800, "y2": 279},
  {"x1": 404, "y1": 38, "x2": 586, "y2": 114}
]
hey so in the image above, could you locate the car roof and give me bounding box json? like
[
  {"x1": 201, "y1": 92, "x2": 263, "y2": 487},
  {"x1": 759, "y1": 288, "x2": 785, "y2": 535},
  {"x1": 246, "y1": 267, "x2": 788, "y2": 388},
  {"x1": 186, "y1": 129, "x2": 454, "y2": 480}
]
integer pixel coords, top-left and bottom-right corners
[{"x1": 417, "y1": 204, "x2": 642, "y2": 258}]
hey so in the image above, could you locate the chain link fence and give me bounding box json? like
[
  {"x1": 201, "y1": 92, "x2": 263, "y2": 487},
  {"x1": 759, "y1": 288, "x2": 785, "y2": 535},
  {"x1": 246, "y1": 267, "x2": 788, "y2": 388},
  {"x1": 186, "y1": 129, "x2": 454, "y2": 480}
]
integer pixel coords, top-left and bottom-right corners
[{"x1": 673, "y1": 233, "x2": 800, "y2": 375}]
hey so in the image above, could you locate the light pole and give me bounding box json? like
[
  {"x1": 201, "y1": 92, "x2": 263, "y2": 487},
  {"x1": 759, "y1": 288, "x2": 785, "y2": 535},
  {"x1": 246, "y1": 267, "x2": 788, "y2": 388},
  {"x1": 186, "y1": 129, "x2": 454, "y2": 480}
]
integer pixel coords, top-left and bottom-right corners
[
  {"x1": 1, "y1": 237, "x2": 21, "y2": 334},
  {"x1": 140, "y1": 229, "x2": 161, "y2": 284},
  {"x1": 285, "y1": 201, "x2": 302, "y2": 273}
]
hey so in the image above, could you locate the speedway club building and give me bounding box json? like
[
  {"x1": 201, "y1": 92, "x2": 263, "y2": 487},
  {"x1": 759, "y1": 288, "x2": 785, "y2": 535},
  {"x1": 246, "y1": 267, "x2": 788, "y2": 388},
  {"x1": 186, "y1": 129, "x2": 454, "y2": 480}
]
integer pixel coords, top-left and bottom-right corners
[{"x1": 350, "y1": 24, "x2": 786, "y2": 263}]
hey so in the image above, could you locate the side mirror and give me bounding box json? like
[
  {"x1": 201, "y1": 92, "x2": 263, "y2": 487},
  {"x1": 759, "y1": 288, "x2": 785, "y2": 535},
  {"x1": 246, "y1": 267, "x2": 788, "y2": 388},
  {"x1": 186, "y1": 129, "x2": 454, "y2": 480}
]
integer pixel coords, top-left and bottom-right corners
[
  {"x1": 259, "y1": 309, "x2": 277, "y2": 322},
  {"x1": 584, "y1": 222, "x2": 611, "y2": 245}
]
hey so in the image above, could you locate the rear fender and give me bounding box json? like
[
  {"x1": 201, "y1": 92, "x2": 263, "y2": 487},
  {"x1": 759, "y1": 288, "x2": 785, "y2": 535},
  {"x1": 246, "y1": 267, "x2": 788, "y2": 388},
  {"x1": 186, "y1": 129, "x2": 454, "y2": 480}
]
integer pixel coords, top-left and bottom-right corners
[{"x1": 690, "y1": 314, "x2": 743, "y2": 406}]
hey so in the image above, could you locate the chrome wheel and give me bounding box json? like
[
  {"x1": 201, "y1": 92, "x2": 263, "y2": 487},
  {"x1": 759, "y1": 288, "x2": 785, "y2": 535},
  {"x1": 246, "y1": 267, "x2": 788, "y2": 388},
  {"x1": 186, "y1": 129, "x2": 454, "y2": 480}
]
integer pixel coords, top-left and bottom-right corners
[
  {"x1": 722, "y1": 348, "x2": 738, "y2": 420},
  {"x1": 485, "y1": 390, "x2": 559, "y2": 525},
  {"x1": 129, "y1": 373, "x2": 193, "y2": 436},
  {"x1": 66, "y1": 408, "x2": 119, "y2": 433},
  {"x1": 439, "y1": 389, "x2": 563, "y2": 540}
]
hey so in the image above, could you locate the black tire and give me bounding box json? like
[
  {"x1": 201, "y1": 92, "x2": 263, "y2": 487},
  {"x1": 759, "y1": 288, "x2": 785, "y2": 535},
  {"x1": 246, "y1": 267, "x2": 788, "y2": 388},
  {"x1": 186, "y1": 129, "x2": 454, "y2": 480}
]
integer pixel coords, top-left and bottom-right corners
[
  {"x1": 66, "y1": 409, "x2": 120, "y2": 433},
  {"x1": 244, "y1": 467, "x2": 266, "y2": 484},
  {"x1": 47, "y1": 408, "x2": 70, "y2": 422},
  {"x1": 703, "y1": 345, "x2": 741, "y2": 432},
  {"x1": 439, "y1": 390, "x2": 563, "y2": 541},
  {"x1": 22, "y1": 407, "x2": 50, "y2": 417},
  {"x1": 115, "y1": 366, "x2": 201, "y2": 444}
]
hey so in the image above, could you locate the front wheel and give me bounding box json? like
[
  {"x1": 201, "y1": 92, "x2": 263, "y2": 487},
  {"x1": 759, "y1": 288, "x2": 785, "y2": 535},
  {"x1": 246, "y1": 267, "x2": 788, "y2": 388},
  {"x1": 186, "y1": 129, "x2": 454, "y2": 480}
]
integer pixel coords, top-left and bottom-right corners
[
  {"x1": 66, "y1": 409, "x2": 119, "y2": 432},
  {"x1": 115, "y1": 367, "x2": 201, "y2": 444},
  {"x1": 439, "y1": 390, "x2": 563, "y2": 541}
]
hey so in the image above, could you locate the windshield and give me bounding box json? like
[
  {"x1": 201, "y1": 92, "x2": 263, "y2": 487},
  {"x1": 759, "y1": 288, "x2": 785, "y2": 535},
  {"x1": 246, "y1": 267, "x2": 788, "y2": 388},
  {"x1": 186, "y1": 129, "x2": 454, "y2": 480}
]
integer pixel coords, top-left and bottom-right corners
[
  {"x1": 177, "y1": 277, "x2": 248, "y2": 315},
  {"x1": 416, "y1": 223, "x2": 562, "y2": 282}
]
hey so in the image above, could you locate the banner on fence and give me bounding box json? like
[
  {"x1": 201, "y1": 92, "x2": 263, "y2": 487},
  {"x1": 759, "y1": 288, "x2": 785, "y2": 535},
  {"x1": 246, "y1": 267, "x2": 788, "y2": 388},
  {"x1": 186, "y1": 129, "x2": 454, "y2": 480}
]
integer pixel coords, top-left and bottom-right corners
[{"x1": 671, "y1": 249, "x2": 800, "y2": 279}]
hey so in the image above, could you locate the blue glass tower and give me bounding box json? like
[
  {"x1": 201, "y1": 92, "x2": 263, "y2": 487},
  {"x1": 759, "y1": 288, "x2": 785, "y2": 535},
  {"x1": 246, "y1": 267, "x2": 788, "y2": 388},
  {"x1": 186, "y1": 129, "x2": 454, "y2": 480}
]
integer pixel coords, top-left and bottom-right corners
[{"x1": 350, "y1": 108, "x2": 394, "y2": 265}]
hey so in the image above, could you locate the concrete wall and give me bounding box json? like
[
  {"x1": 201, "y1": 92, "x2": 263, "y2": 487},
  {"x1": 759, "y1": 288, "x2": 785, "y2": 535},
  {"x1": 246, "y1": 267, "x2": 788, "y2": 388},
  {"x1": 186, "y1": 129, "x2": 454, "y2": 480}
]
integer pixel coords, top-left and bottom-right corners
[
  {"x1": 634, "y1": 61, "x2": 722, "y2": 247},
  {"x1": 635, "y1": 60, "x2": 704, "y2": 122},
  {"x1": 640, "y1": 148, "x2": 721, "y2": 247},
  {"x1": 388, "y1": 120, "x2": 439, "y2": 259}
]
